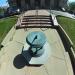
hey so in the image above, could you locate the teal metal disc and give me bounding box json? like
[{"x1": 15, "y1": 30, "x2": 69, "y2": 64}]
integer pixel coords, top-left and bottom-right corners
[{"x1": 26, "y1": 31, "x2": 46, "y2": 48}]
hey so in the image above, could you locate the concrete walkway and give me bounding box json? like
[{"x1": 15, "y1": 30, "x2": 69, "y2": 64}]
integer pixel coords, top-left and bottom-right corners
[
  {"x1": 0, "y1": 10, "x2": 74, "y2": 75},
  {"x1": 48, "y1": 10, "x2": 75, "y2": 19}
]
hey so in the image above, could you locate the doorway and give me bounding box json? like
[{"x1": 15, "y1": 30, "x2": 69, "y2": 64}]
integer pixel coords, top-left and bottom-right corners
[
  {"x1": 35, "y1": 0, "x2": 40, "y2": 9},
  {"x1": 45, "y1": 0, "x2": 50, "y2": 9},
  {"x1": 25, "y1": 0, "x2": 30, "y2": 9},
  {"x1": 16, "y1": 0, "x2": 21, "y2": 8}
]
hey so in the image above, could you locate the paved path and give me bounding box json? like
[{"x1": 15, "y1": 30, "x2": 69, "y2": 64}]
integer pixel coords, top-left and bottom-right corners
[
  {"x1": 0, "y1": 10, "x2": 74, "y2": 75},
  {"x1": 48, "y1": 10, "x2": 75, "y2": 19}
]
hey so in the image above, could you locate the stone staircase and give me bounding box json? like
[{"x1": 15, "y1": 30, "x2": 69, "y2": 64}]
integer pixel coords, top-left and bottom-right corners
[{"x1": 16, "y1": 13, "x2": 55, "y2": 29}]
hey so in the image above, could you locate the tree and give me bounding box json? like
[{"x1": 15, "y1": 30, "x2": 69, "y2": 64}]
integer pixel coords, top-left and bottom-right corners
[
  {"x1": 0, "y1": 7, "x2": 3, "y2": 13},
  {"x1": 69, "y1": 2, "x2": 75, "y2": 13}
]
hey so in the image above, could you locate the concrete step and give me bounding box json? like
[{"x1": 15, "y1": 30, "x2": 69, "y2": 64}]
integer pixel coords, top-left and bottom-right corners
[
  {"x1": 16, "y1": 24, "x2": 52, "y2": 29},
  {"x1": 23, "y1": 17, "x2": 52, "y2": 20},
  {"x1": 22, "y1": 19, "x2": 52, "y2": 22},
  {"x1": 21, "y1": 22, "x2": 52, "y2": 25},
  {"x1": 23, "y1": 15, "x2": 51, "y2": 18}
]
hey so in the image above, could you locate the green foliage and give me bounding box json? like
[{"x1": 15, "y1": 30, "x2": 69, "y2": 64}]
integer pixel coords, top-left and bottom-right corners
[
  {"x1": 57, "y1": 16, "x2": 75, "y2": 48},
  {"x1": 0, "y1": 8, "x2": 4, "y2": 13},
  {"x1": 69, "y1": 2, "x2": 75, "y2": 11},
  {"x1": 0, "y1": 16, "x2": 18, "y2": 43}
]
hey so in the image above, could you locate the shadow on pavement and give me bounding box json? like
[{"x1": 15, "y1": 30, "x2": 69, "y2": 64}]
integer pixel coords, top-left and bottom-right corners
[
  {"x1": 13, "y1": 54, "x2": 28, "y2": 69},
  {"x1": 13, "y1": 49, "x2": 42, "y2": 69}
]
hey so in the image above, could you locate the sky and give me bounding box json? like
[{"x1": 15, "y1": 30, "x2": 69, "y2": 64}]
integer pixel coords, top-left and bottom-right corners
[
  {"x1": 0, "y1": 0, "x2": 75, "y2": 7},
  {"x1": 0, "y1": 0, "x2": 8, "y2": 7},
  {"x1": 69, "y1": 0, "x2": 75, "y2": 2}
]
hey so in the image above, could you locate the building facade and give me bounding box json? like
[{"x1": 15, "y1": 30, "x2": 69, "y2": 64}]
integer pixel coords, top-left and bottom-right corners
[{"x1": 8, "y1": 0, "x2": 68, "y2": 11}]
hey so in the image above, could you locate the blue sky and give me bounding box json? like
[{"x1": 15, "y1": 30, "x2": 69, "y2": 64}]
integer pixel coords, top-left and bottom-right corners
[
  {"x1": 0, "y1": 0, "x2": 75, "y2": 7},
  {"x1": 0, "y1": 0, "x2": 8, "y2": 7},
  {"x1": 69, "y1": 0, "x2": 75, "y2": 2}
]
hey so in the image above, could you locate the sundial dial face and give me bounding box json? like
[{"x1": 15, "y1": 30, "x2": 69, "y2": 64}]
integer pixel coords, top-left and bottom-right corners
[{"x1": 26, "y1": 31, "x2": 46, "y2": 48}]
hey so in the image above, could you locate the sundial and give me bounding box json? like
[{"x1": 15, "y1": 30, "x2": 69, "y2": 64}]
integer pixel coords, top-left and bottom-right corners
[
  {"x1": 26, "y1": 31, "x2": 46, "y2": 57},
  {"x1": 22, "y1": 31, "x2": 51, "y2": 65}
]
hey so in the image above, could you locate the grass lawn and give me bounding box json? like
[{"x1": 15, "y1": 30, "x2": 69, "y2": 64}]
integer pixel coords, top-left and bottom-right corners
[
  {"x1": 0, "y1": 16, "x2": 18, "y2": 43},
  {"x1": 57, "y1": 16, "x2": 75, "y2": 48}
]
